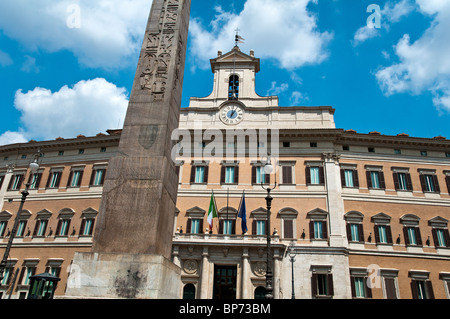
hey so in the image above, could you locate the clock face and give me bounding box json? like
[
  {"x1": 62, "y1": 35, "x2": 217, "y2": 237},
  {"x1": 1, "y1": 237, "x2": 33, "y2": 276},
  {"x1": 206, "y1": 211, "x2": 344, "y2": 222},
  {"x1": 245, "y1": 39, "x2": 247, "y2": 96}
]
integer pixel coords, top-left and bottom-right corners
[{"x1": 219, "y1": 104, "x2": 244, "y2": 125}]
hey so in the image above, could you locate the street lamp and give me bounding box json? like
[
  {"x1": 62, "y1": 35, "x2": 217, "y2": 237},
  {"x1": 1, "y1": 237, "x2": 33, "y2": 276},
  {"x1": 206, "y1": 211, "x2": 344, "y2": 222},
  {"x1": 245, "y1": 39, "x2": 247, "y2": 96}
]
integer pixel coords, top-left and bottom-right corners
[
  {"x1": 261, "y1": 156, "x2": 277, "y2": 300},
  {"x1": 289, "y1": 241, "x2": 296, "y2": 299},
  {"x1": 0, "y1": 149, "x2": 42, "y2": 283}
]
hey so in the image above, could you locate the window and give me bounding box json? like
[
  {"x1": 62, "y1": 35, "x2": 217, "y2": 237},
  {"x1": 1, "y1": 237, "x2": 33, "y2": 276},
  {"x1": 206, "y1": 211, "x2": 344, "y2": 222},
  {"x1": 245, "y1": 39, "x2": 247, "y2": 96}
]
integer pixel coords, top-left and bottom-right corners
[
  {"x1": 58, "y1": 151, "x2": 64, "y2": 156},
  {"x1": 8, "y1": 173, "x2": 24, "y2": 191},
  {"x1": 100, "y1": 147, "x2": 107, "y2": 153},
  {"x1": 446, "y1": 173, "x2": 450, "y2": 194},
  {"x1": 46, "y1": 170, "x2": 62, "y2": 188},
  {"x1": 16, "y1": 220, "x2": 27, "y2": 237},
  {"x1": 308, "y1": 209, "x2": 328, "y2": 241},
  {"x1": 220, "y1": 219, "x2": 235, "y2": 235},
  {"x1": 220, "y1": 165, "x2": 238, "y2": 184},
  {"x1": 343, "y1": 145, "x2": 350, "y2": 151},
  {"x1": 80, "y1": 218, "x2": 95, "y2": 236},
  {"x1": 345, "y1": 211, "x2": 365, "y2": 243},
  {"x1": 187, "y1": 218, "x2": 202, "y2": 234},
  {"x1": 366, "y1": 167, "x2": 385, "y2": 189},
  {"x1": 310, "y1": 142, "x2": 317, "y2": 148},
  {"x1": 19, "y1": 264, "x2": 37, "y2": 285},
  {"x1": 67, "y1": 169, "x2": 84, "y2": 188},
  {"x1": 0, "y1": 175, "x2": 4, "y2": 189},
  {"x1": 228, "y1": 75, "x2": 239, "y2": 100},
  {"x1": 283, "y1": 142, "x2": 290, "y2": 148},
  {"x1": 381, "y1": 270, "x2": 399, "y2": 299},
  {"x1": 251, "y1": 165, "x2": 270, "y2": 185},
  {"x1": 190, "y1": 165, "x2": 208, "y2": 184},
  {"x1": 306, "y1": 165, "x2": 324, "y2": 186},
  {"x1": 393, "y1": 170, "x2": 413, "y2": 191},
  {"x1": 400, "y1": 214, "x2": 422, "y2": 247},
  {"x1": 409, "y1": 271, "x2": 435, "y2": 299},
  {"x1": 28, "y1": 172, "x2": 42, "y2": 190},
  {"x1": 429, "y1": 216, "x2": 450, "y2": 249},
  {"x1": 0, "y1": 220, "x2": 7, "y2": 237},
  {"x1": 33, "y1": 219, "x2": 48, "y2": 237},
  {"x1": 183, "y1": 284, "x2": 196, "y2": 300},
  {"x1": 368, "y1": 147, "x2": 375, "y2": 153},
  {"x1": 256, "y1": 220, "x2": 266, "y2": 235},
  {"x1": 78, "y1": 149, "x2": 85, "y2": 154},
  {"x1": 280, "y1": 163, "x2": 295, "y2": 185},
  {"x1": 56, "y1": 219, "x2": 71, "y2": 236},
  {"x1": 90, "y1": 167, "x2": 106, "y2": 186},
  {"x1": 350, "y1": 270, "x2": 373, "y2": 299},
  {"x1": 372, "y1": 213, "x2": 393, "y2": 245},
  {"x1": 341, "y1": 167, "x2": 359, "y2": 188},
  {"x1": 419, "y1": 171, "x2": 440, "y2": 193},
  {"x1": 394, "y1": 149, "x2": 401, "y2": 155},
  {"x1": 446, "y1": 153, "x2": 450, "y2": 158},
  {"x1": 311, "y1": 266, "x2": 334, "y2": 298},
  {"x1": 420, "y1": 151, "x2": 428, "y2": 157}
]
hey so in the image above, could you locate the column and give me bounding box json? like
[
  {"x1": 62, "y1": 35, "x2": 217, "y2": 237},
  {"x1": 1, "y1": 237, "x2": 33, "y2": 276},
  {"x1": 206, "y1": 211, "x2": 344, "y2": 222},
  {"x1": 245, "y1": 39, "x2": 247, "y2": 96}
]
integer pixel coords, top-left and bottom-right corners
[
  {"x1": 323, "y1": 153, "x2": 348, "y2": 247},
  {"x1": 200, "y1": 247, "x2": 209, "y2": 299},
  {"x1": 241, "y1": 248, "x2": 250, "y2": 299},
  {"x1": 0, "y1": 164, "x2": 15, "y2": 212}
]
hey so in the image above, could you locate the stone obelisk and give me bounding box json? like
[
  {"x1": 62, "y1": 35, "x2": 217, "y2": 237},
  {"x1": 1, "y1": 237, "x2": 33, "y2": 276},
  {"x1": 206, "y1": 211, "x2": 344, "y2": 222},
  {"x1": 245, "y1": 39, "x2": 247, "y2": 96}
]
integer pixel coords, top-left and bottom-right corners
[{"x1": 66, "y1": 0, "x2": 191, "y2": 299}]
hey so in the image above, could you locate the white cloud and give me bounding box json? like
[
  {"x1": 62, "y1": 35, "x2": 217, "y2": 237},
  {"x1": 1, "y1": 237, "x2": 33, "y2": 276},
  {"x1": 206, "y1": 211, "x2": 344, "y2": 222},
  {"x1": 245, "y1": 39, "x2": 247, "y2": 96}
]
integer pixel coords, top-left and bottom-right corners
[
  {"x1": 189, "y1": 0, "x2": 332, "y2": 70},
  {"x1": 0, "y1": 131, "x2": 28, "y2": 146},
  {"x1": 0, "y1": 0, "x2": 152, "y2": 70},
  {"x1": 266, "y1": 82, "x2": 289, "y2": 96},
  {"x1": 375, "y1": 1, "x2": 450, "y2": 111},
  {"x1": 290, "y1": 91, "x2": 308, "y2": 105},
  {"x1": 353, "y1": 0, "x2": 415, "y2": 46},
  {"x1": 1, "y1": 78, "x2": 129, "y2": 144}
]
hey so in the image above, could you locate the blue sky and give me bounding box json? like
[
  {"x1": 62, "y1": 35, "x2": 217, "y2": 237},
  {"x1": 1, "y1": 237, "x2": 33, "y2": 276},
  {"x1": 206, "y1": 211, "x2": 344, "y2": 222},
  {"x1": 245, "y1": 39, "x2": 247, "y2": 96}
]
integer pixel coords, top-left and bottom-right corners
[{"x1": 1, "y1": 0, "x2": 450, "y2": 145}]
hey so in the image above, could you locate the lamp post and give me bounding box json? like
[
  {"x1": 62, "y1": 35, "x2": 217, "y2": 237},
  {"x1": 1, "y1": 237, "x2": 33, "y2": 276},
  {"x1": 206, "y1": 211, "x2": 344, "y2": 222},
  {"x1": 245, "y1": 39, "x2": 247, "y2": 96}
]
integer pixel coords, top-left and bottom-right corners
[
  {"x1": 261, "y1": 157, "x2": 277, "y2": 299},
  {"x1": 289, "y1": 241, "x2": 296, "y2": 299},
  {"x1": 0, "y1": 149, "x2": 42, "y2": 283}
]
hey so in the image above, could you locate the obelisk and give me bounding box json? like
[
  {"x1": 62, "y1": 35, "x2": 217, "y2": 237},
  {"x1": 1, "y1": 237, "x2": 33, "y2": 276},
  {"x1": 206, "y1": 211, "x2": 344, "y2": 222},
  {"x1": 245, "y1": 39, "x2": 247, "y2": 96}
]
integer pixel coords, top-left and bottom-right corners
[{"x1": 66, "y1": 0, "x2": 191, "y2": 299}]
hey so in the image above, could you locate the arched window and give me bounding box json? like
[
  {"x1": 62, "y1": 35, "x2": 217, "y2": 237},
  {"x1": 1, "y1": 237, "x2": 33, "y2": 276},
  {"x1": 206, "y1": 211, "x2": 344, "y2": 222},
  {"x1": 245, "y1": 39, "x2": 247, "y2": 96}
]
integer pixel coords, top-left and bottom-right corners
[
  {"x1": 228, "y1": 75, "x2": 239, "y2": 100},
  {"x1": 183, "y1": 283, "x2": 196, "y2": 299},
  {"x1": 254, "y1": 286, "x2": 266, "y2": 299}
]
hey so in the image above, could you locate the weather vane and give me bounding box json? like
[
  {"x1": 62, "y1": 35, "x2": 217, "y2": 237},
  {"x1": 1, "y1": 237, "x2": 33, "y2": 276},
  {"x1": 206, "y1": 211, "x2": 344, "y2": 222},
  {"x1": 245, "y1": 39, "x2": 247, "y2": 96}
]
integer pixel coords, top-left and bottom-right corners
[{"x1": 235, "y1": 28, "x2": 245, "y2": 46}]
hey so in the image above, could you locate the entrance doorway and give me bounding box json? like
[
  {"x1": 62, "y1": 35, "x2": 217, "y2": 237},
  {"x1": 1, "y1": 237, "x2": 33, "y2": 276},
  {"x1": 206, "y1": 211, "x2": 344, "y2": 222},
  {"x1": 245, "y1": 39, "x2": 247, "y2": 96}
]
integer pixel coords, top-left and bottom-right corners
[{"x1": 213, "y1": 265, "x2": 237, "y2": 299}]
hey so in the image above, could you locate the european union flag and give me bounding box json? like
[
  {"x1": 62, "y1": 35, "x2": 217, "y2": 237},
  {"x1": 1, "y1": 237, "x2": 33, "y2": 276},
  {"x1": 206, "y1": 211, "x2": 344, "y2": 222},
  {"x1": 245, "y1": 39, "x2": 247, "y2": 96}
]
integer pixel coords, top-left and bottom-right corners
[{"x1": 238, "y1": 191, "x2": 248, "y2": 234}]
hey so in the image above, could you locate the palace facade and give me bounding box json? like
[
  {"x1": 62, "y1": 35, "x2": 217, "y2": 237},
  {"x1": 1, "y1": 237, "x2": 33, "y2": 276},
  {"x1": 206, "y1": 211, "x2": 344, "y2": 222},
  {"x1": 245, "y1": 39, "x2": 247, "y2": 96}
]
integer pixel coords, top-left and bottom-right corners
[{"x1": 1, "y1": 47, "x2": 450, "y2": 299}]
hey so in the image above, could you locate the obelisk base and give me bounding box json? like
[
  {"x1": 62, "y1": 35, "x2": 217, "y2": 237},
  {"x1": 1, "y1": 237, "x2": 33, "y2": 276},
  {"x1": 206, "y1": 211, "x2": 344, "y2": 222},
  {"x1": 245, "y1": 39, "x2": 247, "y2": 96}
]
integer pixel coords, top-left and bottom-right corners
[{"x1": 65, "y1": 252, "x2": 181, "y2": 299}]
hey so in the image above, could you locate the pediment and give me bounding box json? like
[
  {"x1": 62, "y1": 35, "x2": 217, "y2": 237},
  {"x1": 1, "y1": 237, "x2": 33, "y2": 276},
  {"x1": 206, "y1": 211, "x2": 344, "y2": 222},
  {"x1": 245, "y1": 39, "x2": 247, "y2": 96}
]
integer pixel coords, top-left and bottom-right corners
[
  {"x1": 186, "y1": 206, "x2": 206, "y2": 214},
  {"x1": 211, "y1": 47, "x2": 260, "y2": 72}
]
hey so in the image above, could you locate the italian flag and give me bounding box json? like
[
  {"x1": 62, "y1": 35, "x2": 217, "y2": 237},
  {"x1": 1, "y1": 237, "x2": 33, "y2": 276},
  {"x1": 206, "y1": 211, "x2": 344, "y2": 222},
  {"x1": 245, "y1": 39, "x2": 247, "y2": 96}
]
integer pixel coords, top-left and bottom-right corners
[{"x1": 207, "y1": 192, "x2": 218, "y2": 230}]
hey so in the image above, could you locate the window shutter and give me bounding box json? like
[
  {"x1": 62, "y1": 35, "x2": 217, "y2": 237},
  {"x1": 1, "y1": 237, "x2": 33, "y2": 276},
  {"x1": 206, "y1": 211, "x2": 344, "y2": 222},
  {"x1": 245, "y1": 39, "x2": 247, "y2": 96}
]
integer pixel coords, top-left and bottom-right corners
[
  {"x1": 346, "y1": 223, "x2": 352, "y2": 241},
  {"x1": 426, "y1": 281, "x2": 435, "y2": 299},
  {"x1": 406, "y1": 173, "x2": 413, "y2": 191},
  {"x1": 33, "y1": 221, "x2": 39, "y2": 236},
  {"x1": 365, "y1": 277, "x2": 373, "y2": 298},
  {"x1": 219, "y1": 219, "x2": 224, "y2": 234},
  {"x1": 445, "y1": 229, "x2": 450, "y2": 248},
  {"x1": 231, "y1": 220, "x2": 236, "y2": 235},
  {"x1": 65, "y1": 219, "x2": 71, "y2": 236},
  {"x1": 350, "y1": 277, "x2": 356, "y2": 298},
  {"x1": 311, "y1": 273, "x2": 318, "y2": 297},
  {"x1": 415, "y1": 227, "x2": 423, "y2": 246},
  {"x1": 35, "y1": 173, "x2": 42, "y2": 189},
  {"x1": 55, "y1": 220, "x2": 62, "y2": 236},
  {"x1": 309, "y1": 221, "x2": 315, "y2": 239},
  {"x1": 55, "y1": 172, "x2": 61, "y2": 188},
  {"x1": 432, "y1": 175, "x2": 440, "y2": 193},
  {"x1": 393, "y1": 173, "x2": 400, "y2": 190},
  {"x1": 374, "y1": 225, "x2": 380, "y2": 243},
  {"x1": 78, "y1": 170, "x2": 84, "y2": 187},
  {"x1": 199, "y1": 219, "x2": 204, "y2": 234},
  {"x1": 386, "y1": 225, "x2": 393, "y2": 244},
  {"x1": 234, "y1": 166, "x2": 239, "y2": 184},
  {"x1": 411, "y1": 280, "x2": 419, "y2": 299},
  {"x1": 283, "y1": 219, "x2": 293, "y2": 239},
  {"x1": 340, "y1": 169, "x2": 346, "y2": 187},
  {"x1": 186, "y1": 219, "x2": 192, "y2": 234},
  {"x1": 7, "y1": 176, "x2": 14, "y2": 190},
  {"x1": 89, "y1": 169, "x2": 95, "y2": 186},
  {"x1": 265, "y1": 170, "x2": 270, "y2": 184},
  {"x1": 445, "y1": 175, "x2": 450, "y2": 194},
  {"x1": 67, "y1": 171, "x2": 73, "y2": 187},
  {"x1": 431, "y1": 228, "x2": 439, "y2": 247},
  {"x1": 353, "y1": 169, "x2": 359, "y2": 187},
  {"x1": 100, "y1": 169, "x2": 106, "y2": 185},
  {"x1": 403, "y1": 227, "x2": 410, "y2": 246},
  {"x1": 18, "y1": 267, "x2": 25, "y2": 284},
  {"x1": 322, "y1": 221, "x2": 328, "y2": 239},
  {"x1": 175, "y1": 165, "x2": 180, "y2": 177},
  {"x1": 366, "y1": 171, "x2": 372, "y2": 188},
  {"x1": 327, "y1": 274, "x2": 334, "y2": 296},
  {"x1": 318, "y1": 166, "x2": 325, "y2": 185},
  {"x1": 252, "y1": 220, "x2": 257, "y2": 235},
  {"x1": 79, "y1": 219, "x2": 86, "y2": 235},
  {"x1": 283, "y1": 166, "x2": 292, "y2": 184},
  {"x1": 27, "y1": 173, "x2": 33, "y2": 185},
  {"x1": 379, "y1": 171, "x2": 386, "y2": 189},
  {"x1": 305, "y1": 166, "x2": 311, "y2": 185},
  {"x1": 251, "y1": 166, "x2": 256, "y2": 184},
  {"x1": 190, "y1": 166, "x2": 196, "y2": 184},
  {"x1": 419, "y1": 174, "x2": 427, "y2": 192},
  {"x1": 204, "y1": 166, "x2": 209, "y2": 184},
  {"x1": 358, "y1": 224, "x2": 365, "y2": 242},
  {"x1": 220, "y1": 166, "x2": 225, "y2": 184},
  {"x1": 385, "y1": 277, "x2": 397, "y2": 299}
]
